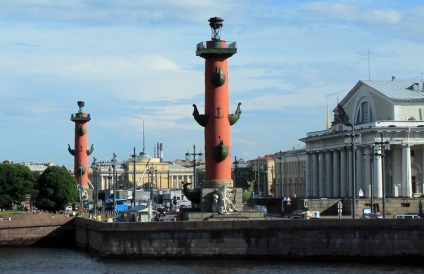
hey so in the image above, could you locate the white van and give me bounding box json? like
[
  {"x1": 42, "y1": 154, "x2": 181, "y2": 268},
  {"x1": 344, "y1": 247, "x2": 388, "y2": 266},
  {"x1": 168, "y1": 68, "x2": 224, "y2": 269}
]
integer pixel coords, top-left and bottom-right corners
[
  {"x1": 176, "y1": 200, "x2": 192, "y2": 208},
  {"x1": 393, "y1": 214, "x2": 420, "y2": 219}
]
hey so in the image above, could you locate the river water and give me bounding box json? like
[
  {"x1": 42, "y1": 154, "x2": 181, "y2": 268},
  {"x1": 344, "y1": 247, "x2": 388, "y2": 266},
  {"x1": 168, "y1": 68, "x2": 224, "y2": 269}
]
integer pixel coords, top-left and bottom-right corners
[{"x1": 0, "y1": 248, "x2": 421, "y2": 274}]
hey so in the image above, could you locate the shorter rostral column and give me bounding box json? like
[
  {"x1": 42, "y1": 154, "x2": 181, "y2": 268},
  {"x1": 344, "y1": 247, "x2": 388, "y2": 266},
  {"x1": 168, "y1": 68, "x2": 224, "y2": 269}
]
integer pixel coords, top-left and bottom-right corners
[
  {"x1": 193, "y1": 17, "x2": 241, "y2": 189},
  {"x1": 68, "y1": 101, "x2": 94, "y2": 193}
]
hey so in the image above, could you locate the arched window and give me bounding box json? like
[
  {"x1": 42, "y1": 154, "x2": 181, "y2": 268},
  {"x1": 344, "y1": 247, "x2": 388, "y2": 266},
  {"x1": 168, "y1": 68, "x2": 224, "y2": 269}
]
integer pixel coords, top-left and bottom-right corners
[
  {"x1": 355, "y1": 101, "x2": 372, "y2": 124},
  {"x1": 361, "y1": 102, "x2": 369, "y2": 123}
]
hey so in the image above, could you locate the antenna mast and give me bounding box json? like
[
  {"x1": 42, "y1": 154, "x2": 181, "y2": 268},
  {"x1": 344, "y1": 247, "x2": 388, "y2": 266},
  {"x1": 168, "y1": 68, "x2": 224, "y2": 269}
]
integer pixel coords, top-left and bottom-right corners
[
  {"x1": 142, "y1": 120, "x2": 145, "y2": 153},
  {"x1": 368, "y1": 48, "x2": 371, "y2": 80}
]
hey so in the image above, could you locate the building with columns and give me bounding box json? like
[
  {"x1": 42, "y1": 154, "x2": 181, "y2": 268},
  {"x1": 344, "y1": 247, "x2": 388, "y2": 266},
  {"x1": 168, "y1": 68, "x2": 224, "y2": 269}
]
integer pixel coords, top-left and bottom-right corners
[
  {"x1": 247, "y1": 156, "x2": 275, "y2": 197},
  {"x1": 301, "y1": 80, "x2": 424, "y2": 200},
  {"x1": 271, "y1": 149, "x2": 307, "y2": 199},
  {"x1": 88, "y1": 150, "x2": 196, "y2": 194}
]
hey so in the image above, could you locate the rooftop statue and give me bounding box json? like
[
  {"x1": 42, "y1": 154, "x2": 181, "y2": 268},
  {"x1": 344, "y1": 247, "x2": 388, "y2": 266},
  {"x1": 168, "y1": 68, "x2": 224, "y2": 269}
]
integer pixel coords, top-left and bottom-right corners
[{"x1": 332, "y1": 104, "x2": 350, "y2": 126}]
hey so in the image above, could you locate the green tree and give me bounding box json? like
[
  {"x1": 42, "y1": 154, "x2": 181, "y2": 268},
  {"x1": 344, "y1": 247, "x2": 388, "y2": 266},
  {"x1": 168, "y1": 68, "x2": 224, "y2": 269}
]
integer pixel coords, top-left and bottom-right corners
[
  {"x1": 117, "y1": 179, "x2": 133, "y2": 190},
  {"x1": 0, "y1": 163, "x2": 36, "y2": 208},
  {"x1": 35, "y1": 166, "x2": 78, "y2": 212}
]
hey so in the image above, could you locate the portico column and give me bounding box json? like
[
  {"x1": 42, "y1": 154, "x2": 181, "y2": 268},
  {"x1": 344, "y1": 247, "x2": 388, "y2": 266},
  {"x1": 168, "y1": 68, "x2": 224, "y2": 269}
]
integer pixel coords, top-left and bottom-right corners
[
  {"x1": 305, "y1": 153, "x2": 312, "y2": 197},
  {"x1": 402, "y1": 145, "x2": 412, "y2": 197},
  {"x1": 340, "y1": 149, "x2": 347, "y2": 196},
  {"x1": 332, "y1": 149, "x2": 340, "y2": 197},
  {"x1": 347, "y1": 149, "x2": 353, "y2": 197},
  {"x1": 420, "y1": 147, "x2": 424, "y2": 194},
  {"x1": 101, "y1": 174, "x2": 106, "y2": 191},
  {"x1": 363, "y1": 146, "x2": 371, "y2": 197},
  {"x1": 355, "y1": 146, "x2": 363, "y2": 197},
  {"x1": 106, "y1": 175, "x2": 110, "y2": 191},
  {"x1": 318, "y1": 152, "x2": 325, "y2": 197},
  {"x1": 374, "y1": 149, "x2": 383, "y2": 198},
  {"x1": 325, "y1": 150, "x2": 333, "y2": 197},
  {"x1": 312, "y1": 152, "x2": 319, "y2": 197},
  {"x1": 391, "y1": 147, "x2": 402, "y2": 197}
]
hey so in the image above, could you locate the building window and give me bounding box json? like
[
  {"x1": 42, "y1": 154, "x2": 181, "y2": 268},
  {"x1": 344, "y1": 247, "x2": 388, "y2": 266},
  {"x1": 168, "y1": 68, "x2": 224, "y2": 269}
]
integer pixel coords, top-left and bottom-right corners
[
  {"x1": 412, "y1": 176, "x2": 416, "y2": 194},
  {"x1": 355, "y1": 101, "x2": 372, "y2": 124},
  {"x1": 361, "y1": 102, "x2": 369, "y2": 123}
]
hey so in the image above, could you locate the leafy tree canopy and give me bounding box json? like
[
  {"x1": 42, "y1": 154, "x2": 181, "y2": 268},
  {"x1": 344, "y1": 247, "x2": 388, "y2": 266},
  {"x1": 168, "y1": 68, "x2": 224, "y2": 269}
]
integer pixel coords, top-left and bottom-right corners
[
  {"x1": 35, "y1": 166, "x2": 78, "y2": 212},
  {"x1": 0, "y1": 163, "x2": 36, "y2": 208}
]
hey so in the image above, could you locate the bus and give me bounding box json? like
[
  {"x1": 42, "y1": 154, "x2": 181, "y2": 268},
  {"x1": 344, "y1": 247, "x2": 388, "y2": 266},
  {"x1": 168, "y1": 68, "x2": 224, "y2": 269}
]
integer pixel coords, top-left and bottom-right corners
[{"x1": 104, "y1": 198, "x2": 129, "y2": 212}]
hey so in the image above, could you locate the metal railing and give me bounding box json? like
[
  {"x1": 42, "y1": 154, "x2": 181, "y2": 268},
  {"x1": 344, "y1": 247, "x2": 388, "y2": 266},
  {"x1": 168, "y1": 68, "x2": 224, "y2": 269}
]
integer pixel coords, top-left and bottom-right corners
[{"x1": 196, "y1": 41, "x2": 237, "y2": 51}]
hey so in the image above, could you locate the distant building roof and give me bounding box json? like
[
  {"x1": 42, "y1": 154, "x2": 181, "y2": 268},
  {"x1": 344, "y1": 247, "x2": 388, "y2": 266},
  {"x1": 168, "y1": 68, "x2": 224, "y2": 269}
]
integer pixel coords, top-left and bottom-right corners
[
  {"x1": 168, "y1": 163, "x2": 190, "y2": 170},
  {"x1": 21, "y1": 162, "x2": 54, "y2": 173},
  {"x1": 138, "y1": 150, "x2": 152, "y2": 159},
  {"x1": 361, "y1": 80, "x2": 424, "y2": 101}
]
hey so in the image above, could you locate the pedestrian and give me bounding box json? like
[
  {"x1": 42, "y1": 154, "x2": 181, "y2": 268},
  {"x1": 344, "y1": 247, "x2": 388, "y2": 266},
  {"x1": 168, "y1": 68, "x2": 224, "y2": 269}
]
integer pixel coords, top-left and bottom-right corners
[
  {"x1": 0, "y1": 216, "x2": 3, "y2": 221},
  {"x1": 8, "y1": 216, "x2": 11, "y2": 221}
]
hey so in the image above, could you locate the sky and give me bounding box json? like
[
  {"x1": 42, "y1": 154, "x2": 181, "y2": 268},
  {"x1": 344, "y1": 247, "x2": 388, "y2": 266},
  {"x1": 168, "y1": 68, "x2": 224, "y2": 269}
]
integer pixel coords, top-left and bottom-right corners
[{"x1": 1, "y1": 0, "x2": 423, "y2": 169}]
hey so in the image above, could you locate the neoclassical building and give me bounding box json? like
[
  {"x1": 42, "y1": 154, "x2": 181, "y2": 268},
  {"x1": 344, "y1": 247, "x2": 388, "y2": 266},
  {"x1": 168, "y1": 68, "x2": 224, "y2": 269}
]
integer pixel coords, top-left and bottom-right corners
[
  {"x1": 88, "y1": 150, "x2": 195, "y2": 193},
  {"x1": 301, "y1": 80, "x2": 424, "y2": 199},
  {"x1": 271, "y1": 149, "x2": 306, "y2": 199}
]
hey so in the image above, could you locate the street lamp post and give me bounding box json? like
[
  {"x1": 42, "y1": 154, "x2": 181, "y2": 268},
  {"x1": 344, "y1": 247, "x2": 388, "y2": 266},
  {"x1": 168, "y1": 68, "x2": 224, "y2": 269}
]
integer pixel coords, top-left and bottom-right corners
[
  {"x1": 149, "y1": 166, "x2": 157, "y2": 202},
  {"x1": 149, "y1": 166, "x2": 153, "y2": 192},
  {"x1": 91, "y1": 157, "x2": 98, "y2": 216},
  {"x1": 345, "y1": 125, "x2": 361, "y2": 219},
  {"x1": 263, "y1": 164, "x2": 267, "y2": 197},
  {"x1": 252, "y1": 163, "x2": 257, "y2": 197},
  {"x1": 154, "y1": 169, "x2": 158, "y2": 205},
  {"x1": 369, "y1": 146, "x2": 375, "y2": 214},
  {"x1": 363, "y1": 146, "x2": 375, "y2": 213},
  {"x1": 111, "y1": 154, "x2": 117, "y2": 209},
  {"x1": 375, "y1": 132, "x2": 390, "y2": 218},
  {"x1": 78, "y1": 160, "x2": 83, "y2": 205},
  {"x1": 256, "y1": 159, "x2": 261, "y2": 197},
  {"x1": 108, "y1": 166, "x2": 112, "y2": 195},
  {"x1": 132, "y1": 147, "x2": 137, "y2": 208},
  {"x1": 185, "y1": 145, "x2": 203, "y2": 189},
  {"x1": 233, "y1": 156, "x2": 239, "y2": 188},
  {"x1": 270, "y1": 166, "x2": 274, "y2": 196},
  {"x1": 278, "y1": 151, "x2": 283, "y2": 199},
  {"x1": 371, "y1": 146, "x2": 374, "y2": 213}
]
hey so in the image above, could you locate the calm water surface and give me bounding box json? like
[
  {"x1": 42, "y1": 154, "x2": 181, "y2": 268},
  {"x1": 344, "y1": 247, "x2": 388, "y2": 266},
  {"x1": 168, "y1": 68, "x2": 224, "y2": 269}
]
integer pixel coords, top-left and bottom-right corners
[{"x1": 0, "y1": 248, "x2": 422, "y2": 274}]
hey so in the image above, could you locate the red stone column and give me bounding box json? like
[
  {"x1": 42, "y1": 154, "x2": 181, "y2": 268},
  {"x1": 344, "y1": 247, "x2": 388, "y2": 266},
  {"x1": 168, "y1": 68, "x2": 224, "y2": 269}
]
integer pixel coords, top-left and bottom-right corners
[
  {"x1": 68, "y1": 101, "x2": 93, "y2": 189},
  {"x1": 194, "y1": 18, "x2": 240, "y2": 188}
]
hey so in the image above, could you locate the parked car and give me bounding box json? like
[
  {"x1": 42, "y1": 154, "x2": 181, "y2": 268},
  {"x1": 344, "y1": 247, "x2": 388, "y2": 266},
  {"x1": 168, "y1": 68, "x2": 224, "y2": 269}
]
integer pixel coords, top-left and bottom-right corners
[
  {"x1": 156, "y1": 207, "x2": 166, "y2": 218},
  {"x1": 362, "y1": 213, "x2": 382, "y2": 219},
  {"x1": 65, "y1": 205, "x2": 73, "y2": 211},
  {"x1": 288, "y1": 210, "x2": 307, "y2": 218},
  {"x1": 393, "y1": 214, "x2": 420, "y2": 219},
  {"x1": 254, "y1": 205, "x2": 267, "y2": 213}
]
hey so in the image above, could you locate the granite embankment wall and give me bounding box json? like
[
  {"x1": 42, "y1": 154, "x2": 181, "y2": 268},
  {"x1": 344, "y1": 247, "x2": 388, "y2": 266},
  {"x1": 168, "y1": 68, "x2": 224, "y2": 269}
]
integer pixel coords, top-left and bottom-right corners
[
  {"x1": 0, "y1": 213, "x2": 75, "y2": 247},
  {"x1": 74, "y1": 218, "x2": 424, "y2": 262}
]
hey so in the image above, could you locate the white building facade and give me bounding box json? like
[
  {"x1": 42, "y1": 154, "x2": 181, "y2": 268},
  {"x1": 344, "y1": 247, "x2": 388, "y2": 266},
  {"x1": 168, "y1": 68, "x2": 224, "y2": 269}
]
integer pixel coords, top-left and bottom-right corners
[{"x1": 301, "y1": 80, "x2": 424, "y2": 199}]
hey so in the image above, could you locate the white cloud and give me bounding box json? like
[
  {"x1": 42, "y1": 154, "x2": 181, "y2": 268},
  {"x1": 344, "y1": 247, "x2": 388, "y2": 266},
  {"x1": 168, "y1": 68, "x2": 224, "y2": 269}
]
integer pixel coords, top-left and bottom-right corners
[
  {"x1": 0, "y1": 0, "x2": 423, "y2": 165},
  {"x1": 301, "y1": 2, "x2": 402, "y2": 24},
  {"x1": 364, "y1": 9, "x2": 402, "y2": 24},
  {"x1": 0, "y1": 0, "x2": 238, "y2": 27}
]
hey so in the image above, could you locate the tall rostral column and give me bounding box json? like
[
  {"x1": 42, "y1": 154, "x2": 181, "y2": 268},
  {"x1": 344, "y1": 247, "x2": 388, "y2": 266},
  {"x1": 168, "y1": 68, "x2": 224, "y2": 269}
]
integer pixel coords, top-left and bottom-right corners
[
  {"x1": 193, "y1": 17, "x2": 241, "y2": 189},
  {"x1": 68, "y1": 101, "x2": 94, "y2": 190}
]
